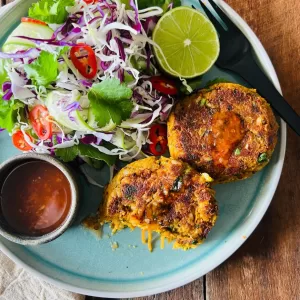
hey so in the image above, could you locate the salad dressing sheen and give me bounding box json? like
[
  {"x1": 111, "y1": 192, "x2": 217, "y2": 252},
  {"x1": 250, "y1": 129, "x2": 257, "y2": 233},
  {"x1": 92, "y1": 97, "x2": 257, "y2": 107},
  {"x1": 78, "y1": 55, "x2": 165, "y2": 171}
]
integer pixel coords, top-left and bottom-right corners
[{"x1": 0, "y1": 161, "x2": 71, "y2": 236}]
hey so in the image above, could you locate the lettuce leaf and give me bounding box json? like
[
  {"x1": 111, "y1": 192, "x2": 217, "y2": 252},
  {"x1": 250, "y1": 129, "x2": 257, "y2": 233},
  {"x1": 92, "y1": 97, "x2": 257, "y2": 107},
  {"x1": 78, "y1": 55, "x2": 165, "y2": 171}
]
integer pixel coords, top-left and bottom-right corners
[
  {"x1": 122, "y1": 0, "x2": 181, "y2": 10},
  {"x1": 55, "y1": 143, "x2": 116, "y2": 166},
  {"x1": 0, "y1": 99, "x2": 24, "y2": 132},
  {"x1": 0, "y1": 59, "x2": 9, "y2": 87},
  {"x1": 28, "y1": 0, "x2": 75, "y2": 24},
  {"x1": 88, "y1": 79, "x2": 133, "y2": 128},
  {"x1": 24, "y1": 51, "x2": 58, "y2": 87}
]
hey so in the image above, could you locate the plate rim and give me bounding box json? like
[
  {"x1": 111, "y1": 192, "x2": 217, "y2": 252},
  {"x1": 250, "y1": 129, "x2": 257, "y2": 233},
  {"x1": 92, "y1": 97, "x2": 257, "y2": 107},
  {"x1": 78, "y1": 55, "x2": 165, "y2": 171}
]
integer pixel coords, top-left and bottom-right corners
[{"x1": 0, "y1": 0, "x2": 287, "y2": 298}]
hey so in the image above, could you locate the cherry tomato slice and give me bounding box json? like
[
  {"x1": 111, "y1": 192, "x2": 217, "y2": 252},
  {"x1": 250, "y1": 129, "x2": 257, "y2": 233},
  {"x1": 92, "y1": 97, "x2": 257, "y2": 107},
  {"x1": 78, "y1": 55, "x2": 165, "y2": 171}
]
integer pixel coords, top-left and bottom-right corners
[
  {"x1": 70, "y1": 44, "x2": 97, "y2": 79},
  {"x1": 150, "y1": 76, "x2": 178, "y2": 96},
  {"x1": 84, "y1": 0, "x2": 96, "y2": 3},
  {"x1": 29, "y1": 105, "x2": 52, "y2": 141},
  {"x1": 21, "y1": 17, "x2": 48, "y2": 26},
  {"x1": 149, "y1": 124, "x2": 168, "y2": 156},
  {"x1": 12, "y1": 131, "x2": 33, "y2": 151}
]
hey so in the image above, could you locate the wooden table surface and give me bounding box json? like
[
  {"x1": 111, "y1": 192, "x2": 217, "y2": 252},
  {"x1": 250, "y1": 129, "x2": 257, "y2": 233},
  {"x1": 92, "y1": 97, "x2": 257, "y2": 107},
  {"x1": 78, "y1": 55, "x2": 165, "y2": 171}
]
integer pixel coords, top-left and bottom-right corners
[{"x1": 1, "y1": 0, "x2": 299, "y2": 299}]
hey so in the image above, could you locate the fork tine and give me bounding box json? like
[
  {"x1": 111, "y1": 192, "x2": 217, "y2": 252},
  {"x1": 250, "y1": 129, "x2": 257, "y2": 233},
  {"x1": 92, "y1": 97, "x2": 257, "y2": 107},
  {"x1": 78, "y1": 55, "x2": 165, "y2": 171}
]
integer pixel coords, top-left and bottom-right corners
[
  {"x1": 205, "y1": 0, "x2": 239, "y2": 31},
  {"x1": 198, "y1": 0, "x2": 225, "y2": 33}
]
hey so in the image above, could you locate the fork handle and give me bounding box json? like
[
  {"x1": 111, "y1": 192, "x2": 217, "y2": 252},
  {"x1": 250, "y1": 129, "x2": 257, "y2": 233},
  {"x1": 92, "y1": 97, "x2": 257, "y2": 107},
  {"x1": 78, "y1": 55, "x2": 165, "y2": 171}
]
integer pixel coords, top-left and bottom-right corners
[{"x1": 226, "y1": 52, "x2": 300, "y2": 136}]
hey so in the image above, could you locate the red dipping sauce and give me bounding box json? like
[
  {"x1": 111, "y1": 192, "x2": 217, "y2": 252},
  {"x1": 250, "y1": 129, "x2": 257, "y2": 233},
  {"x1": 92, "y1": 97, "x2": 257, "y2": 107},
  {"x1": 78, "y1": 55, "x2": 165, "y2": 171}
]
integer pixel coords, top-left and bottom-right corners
[{"x1": 0, "y1": 161, "x2": 71, "y2": 236}]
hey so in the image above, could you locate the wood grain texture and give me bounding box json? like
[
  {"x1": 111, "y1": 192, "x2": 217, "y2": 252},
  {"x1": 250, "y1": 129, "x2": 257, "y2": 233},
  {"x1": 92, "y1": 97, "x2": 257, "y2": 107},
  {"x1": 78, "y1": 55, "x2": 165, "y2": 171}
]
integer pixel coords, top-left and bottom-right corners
[
  {"x1": 131, "y1": 279, "x2": 204, "y2": 300},
  {"x1": 206, "y1": 0, "x2": 300, "y2": 299}
]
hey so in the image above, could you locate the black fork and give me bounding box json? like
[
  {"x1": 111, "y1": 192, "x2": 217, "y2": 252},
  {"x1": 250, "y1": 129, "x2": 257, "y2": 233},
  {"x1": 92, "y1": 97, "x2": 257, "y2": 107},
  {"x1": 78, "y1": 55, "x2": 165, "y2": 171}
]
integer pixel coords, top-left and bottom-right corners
[{"x1": 198, "y1": 0, "x2": 300, "y2": 136}]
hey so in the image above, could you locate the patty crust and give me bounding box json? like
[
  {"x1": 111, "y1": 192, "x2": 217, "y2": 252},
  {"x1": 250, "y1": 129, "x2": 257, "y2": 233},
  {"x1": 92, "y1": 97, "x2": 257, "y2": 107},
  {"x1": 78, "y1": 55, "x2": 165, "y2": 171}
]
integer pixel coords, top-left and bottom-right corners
[
  {"x1": 167, "y1": 83, "x2": 279, "y2": 183},
  {"x1": 98, "y1": 157, "x2": 218, "y2": 250}
]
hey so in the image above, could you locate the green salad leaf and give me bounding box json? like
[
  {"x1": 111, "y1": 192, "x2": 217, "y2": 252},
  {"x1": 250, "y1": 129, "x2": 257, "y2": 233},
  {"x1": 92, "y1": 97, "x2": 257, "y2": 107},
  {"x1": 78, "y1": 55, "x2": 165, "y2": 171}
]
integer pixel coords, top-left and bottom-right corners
[
  {"x1": 24, "y1": 51, "x2": 58, "y2": 87},
  {"x1": 0, "y1": 99, "x2": 24, "y2": 132},
  {"x1": 88, "y1": 78, "x2": 133, "y2": 128},
  {"x1": 55, "y1": 143, "x2": 116, "y2": 166},
  {"x1": 205, "y1": 78, "x2": 231, "y2": 87},
  {"x1": 0, "y1": 59, "x2": 9, "y2": 87},
  {"x1": 55, "y1": 145, "x2": 78, "y2": 162},
  {"x1": 122, "y1": 0, "x2": 181, "y2": 11},
  {"x1": 28, "y1": 0, "x2": 75, "y2": 24}
]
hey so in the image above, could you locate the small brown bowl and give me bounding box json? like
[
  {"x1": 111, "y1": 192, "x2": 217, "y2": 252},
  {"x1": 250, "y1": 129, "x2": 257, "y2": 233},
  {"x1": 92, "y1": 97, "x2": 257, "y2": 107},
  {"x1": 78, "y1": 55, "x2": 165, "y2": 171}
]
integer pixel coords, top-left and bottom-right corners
[{"x1": 0, "y1": 153, "x2": 79, "y2": 245}]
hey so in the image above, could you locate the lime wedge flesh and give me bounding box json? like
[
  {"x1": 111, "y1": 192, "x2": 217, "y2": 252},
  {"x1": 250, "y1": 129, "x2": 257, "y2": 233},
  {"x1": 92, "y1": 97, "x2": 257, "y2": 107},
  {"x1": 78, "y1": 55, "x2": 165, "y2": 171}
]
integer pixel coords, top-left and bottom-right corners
[{"x1": 152, "y1": 7, "x2": 220, "y2": 78}]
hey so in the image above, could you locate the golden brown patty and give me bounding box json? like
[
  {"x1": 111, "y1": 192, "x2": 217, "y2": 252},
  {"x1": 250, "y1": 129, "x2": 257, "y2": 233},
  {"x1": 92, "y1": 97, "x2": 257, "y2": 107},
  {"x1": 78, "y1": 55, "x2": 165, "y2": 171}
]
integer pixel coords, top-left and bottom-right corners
[
  {"x1": 98, "y1": 157, "x2": 218, "y2": 250},
  {"x1": 168, "y1": 83, "x2": 279, "y2": 183}
]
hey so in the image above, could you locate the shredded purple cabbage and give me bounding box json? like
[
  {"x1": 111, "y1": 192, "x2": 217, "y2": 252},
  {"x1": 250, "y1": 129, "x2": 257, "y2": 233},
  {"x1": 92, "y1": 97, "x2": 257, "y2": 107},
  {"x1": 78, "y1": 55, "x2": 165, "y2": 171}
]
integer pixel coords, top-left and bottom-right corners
[
  {"x1": 129, "y1": 0, "x2": 142, "y2": 33},
  {"x1": 143, "y1": 17, "x2": 158, "y2": 33},
  {"x1": 79, "y1": 79, "x2": 93, "y2": 87},
  {"x1": 3, "y1": 90, "x2": 13, "y2": 101},
  {"x1": 2, "y1": 81, "x2": 11, "y2": 93},
  {"x1": 114, "y1": 37, "x2": 126, "y2": 61},
  {"x1": 62, "y1": 102, "x2": 82, "y2": 122},
  {"x1": 97, "y1": 4, "x2": 105, "y2": 17},
  {"x1": 81, "y1": 135, "x2": 97, "y2": 144},
  {"x1": 118, "y1": 69, "x2": 124, "y2": 82},
  {"x1": 15, "y1": 36, "x2": 77, "y2": 46},
  {"x1": 61, "y1": 27, "x2": 82, "y2": 42},
  {"x1": 0, "y1": 48, "x2": 40, "y2": 59}
]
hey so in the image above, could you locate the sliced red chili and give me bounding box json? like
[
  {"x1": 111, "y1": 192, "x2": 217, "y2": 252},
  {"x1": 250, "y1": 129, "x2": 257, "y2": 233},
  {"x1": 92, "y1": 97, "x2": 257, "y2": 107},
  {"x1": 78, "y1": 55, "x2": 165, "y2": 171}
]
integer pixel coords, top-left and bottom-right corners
[
  {"x1": 148, "y1": 124, "x2": 168, "y2": 156},
  {"x1": 70, "y1": 44, "x2": 97, "y2": 79},
  {"x1": 150, "y1": 76, "x2": 178, "y2": 96}
]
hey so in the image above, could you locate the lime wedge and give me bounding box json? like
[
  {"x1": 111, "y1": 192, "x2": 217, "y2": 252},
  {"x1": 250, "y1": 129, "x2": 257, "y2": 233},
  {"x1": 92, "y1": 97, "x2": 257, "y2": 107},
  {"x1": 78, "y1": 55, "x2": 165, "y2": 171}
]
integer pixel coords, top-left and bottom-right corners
[{"x1": 152, "y1": 7, "x2": 220, "y2": 78}]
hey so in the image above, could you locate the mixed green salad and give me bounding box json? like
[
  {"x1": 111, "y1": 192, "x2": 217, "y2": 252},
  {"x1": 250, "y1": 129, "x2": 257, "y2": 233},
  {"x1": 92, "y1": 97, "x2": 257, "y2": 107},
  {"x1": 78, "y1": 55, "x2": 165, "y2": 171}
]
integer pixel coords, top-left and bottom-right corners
[{"x1": 0, "y1": 0, "x2": 218, "y2": 170}]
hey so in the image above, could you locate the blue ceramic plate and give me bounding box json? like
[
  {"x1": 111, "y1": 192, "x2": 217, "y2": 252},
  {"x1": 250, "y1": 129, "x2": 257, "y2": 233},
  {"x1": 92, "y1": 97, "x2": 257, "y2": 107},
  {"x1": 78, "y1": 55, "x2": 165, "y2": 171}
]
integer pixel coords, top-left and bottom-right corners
[{"x1": 0, "y1": 0, "x2": 286, "y2": 297}]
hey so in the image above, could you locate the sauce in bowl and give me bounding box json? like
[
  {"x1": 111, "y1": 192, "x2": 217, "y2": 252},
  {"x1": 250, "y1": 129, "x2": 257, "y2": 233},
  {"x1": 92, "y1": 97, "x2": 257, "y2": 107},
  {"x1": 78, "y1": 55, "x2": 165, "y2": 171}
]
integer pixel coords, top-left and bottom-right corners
[{"x1": 0, "y1": 161, "x2": 72, "y2": 236}]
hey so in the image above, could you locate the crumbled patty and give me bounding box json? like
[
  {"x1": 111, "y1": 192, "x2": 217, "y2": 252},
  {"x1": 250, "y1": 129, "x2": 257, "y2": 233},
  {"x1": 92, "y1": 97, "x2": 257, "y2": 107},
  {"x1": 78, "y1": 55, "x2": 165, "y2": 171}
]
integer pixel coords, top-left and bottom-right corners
[
  {"x1": 98, "y1": 157, "x2": 218, "y2": 250},
  {"x1": 167, "y1": 83, "x2": 279, "y2": 183}
]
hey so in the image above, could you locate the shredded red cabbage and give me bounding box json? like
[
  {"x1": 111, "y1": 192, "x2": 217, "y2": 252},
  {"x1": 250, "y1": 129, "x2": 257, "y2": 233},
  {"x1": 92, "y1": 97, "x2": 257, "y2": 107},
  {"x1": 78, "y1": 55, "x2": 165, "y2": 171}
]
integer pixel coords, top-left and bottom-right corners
[
  {"x1": 2, "y1": 81, "x2": 11, "y2": 93},
  {"x1": 114, "y1": 37, "x2": 126, "y2": 61},
  {"x1": 78, "y1": 79, "x2": 93, "y2": 87},
  {"x1": 129, "y1": 0, "x2": 142, "y2": 33},
  {"x1": 3, "y1": 90, "x2": 13, "y2": 101},
  {"x1": 118, "y1": 69, "x2": 125, "y2": 82},
  {"x1": 0, "y1": 48, "x2": 40, "y2": 59},
  {"x1": 62, "y1": 102, "x2": 82, "y2": 122},
  {"x1": 15, "y1": 36, "x2": 77, "y2": 46},
  {"x1": 81, "y1": 135, "x2": 98, "y2": 144}
]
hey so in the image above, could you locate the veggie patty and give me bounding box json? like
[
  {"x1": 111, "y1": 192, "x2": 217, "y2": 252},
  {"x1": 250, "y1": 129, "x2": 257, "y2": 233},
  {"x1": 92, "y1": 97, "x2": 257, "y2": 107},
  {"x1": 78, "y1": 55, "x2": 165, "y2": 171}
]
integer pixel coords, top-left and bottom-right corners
[
  {"x1": 167, "y1": 83, "x2": 279, "y2": 183},
  {"x1": 98, "y1": 157, "x2": 218, "y2": 250}
]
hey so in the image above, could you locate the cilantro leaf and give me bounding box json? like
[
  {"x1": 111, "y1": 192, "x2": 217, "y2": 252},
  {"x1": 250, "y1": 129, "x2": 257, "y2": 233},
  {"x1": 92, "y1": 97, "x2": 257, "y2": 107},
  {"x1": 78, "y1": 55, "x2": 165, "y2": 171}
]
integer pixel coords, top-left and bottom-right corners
[
  {"x1": 55, "y1": 145, "x2": 79, "y2": 162},
  {"x1": 28, "y1": 0, "x2": 75, "y2": 24},
  {"x1": 88, "y1": 79, "x2": 133, "y2": 128},
  {"x1": 0, "y1": 98, "x2": 24, "y2": 132},
  {"x1": 78, "y1": 144, "x2": 116, "y2": 166},
  {"x1": 55, "y1": 143, "x2": 116, "y2": 166},
  {"x1": 24, "y1": 51, "x2": 58, "y2": 87}
]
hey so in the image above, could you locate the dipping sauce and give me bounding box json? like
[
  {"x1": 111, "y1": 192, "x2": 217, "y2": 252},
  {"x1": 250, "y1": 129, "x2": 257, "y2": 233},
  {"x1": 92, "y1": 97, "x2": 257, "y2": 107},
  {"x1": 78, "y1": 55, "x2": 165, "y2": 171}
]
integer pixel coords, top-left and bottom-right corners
[{"x1": 0, "y1": 161, "x2": 71, "y2": 236}]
